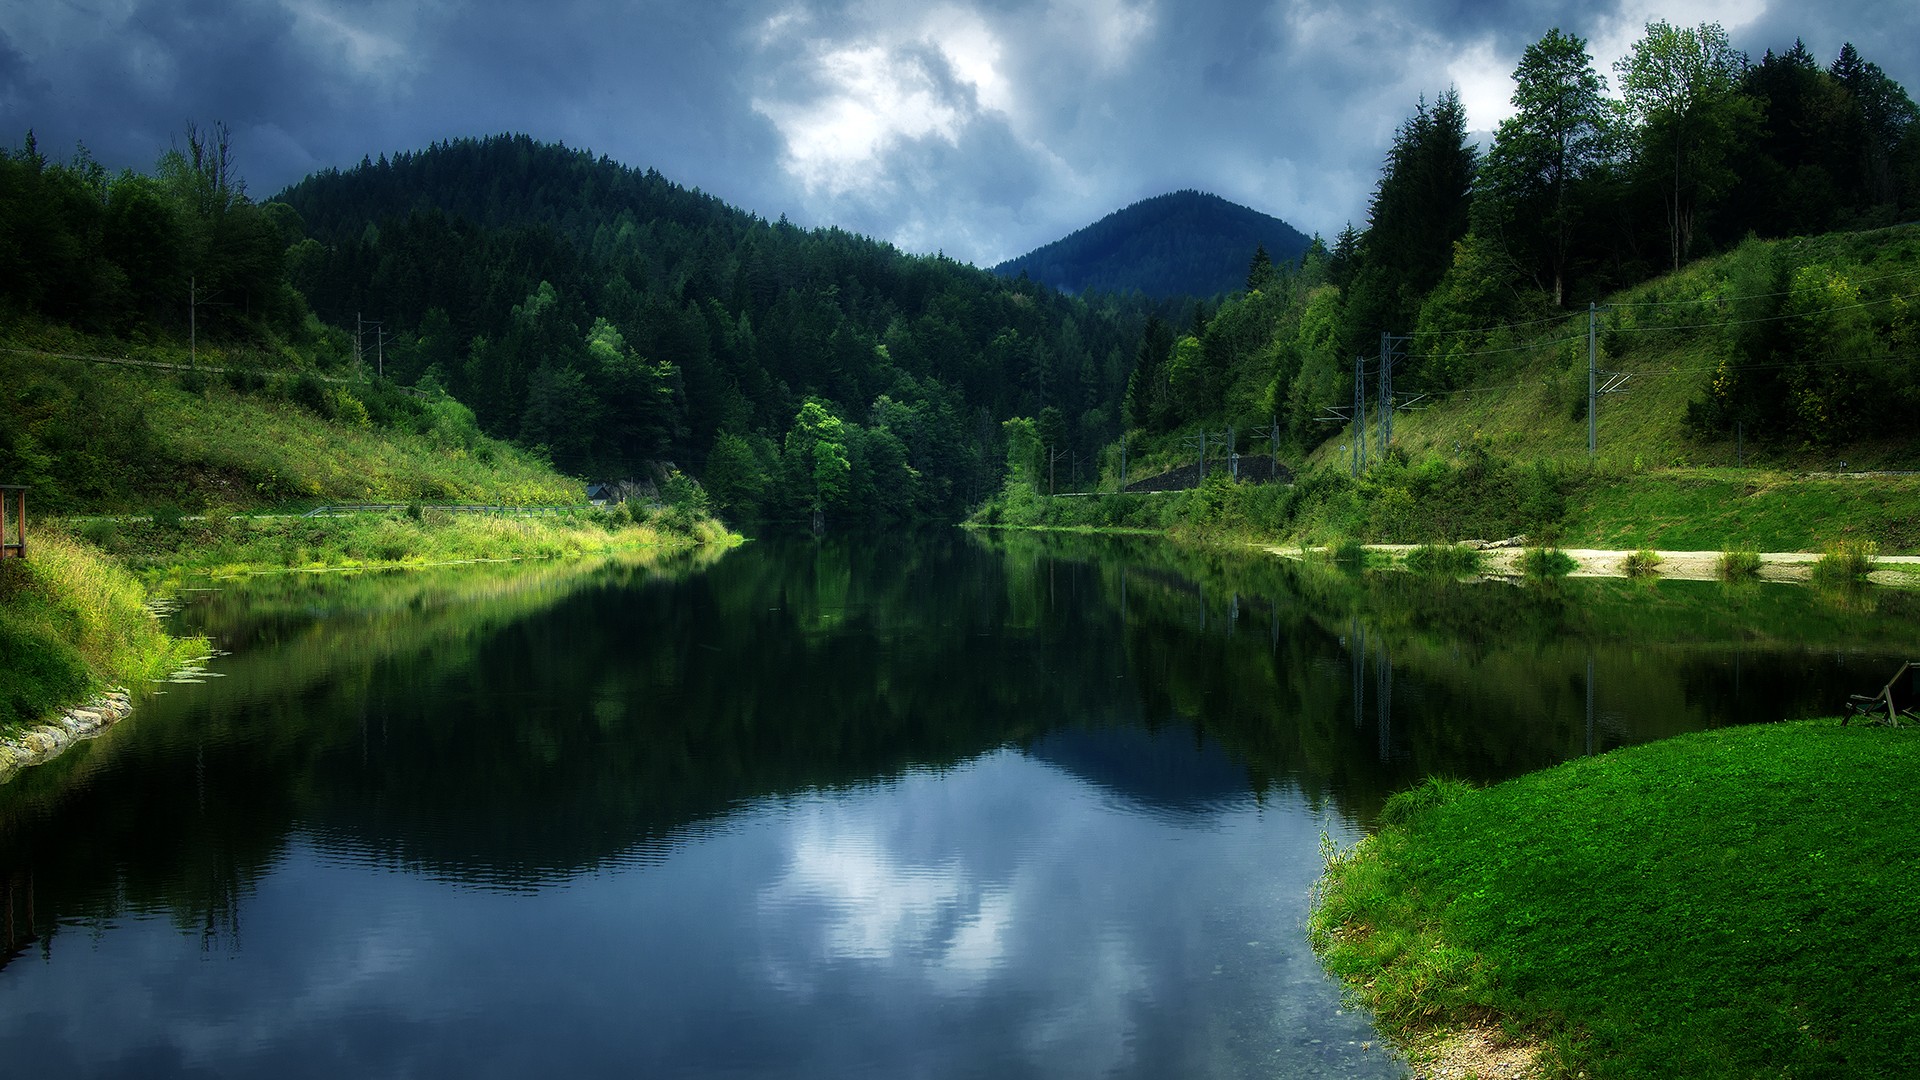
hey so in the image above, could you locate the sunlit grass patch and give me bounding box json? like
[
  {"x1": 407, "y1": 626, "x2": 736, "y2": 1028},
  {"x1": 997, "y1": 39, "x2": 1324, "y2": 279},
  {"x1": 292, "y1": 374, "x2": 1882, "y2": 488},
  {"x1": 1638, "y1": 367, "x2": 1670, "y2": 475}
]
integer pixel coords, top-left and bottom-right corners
[
  {"x1": 1310, "y1": 722, "x2": 1920, "y2": 1079},
  {"x1": 0, "y1": 531, "x2": 208, "y2": 735}
]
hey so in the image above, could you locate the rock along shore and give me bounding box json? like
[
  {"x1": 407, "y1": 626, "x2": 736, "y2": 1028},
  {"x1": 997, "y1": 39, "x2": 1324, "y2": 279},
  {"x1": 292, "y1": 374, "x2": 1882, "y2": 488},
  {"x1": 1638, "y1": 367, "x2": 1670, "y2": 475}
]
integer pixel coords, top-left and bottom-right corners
[{"x1": 0, "y1": 689, "x2": 134, "y2": 782}]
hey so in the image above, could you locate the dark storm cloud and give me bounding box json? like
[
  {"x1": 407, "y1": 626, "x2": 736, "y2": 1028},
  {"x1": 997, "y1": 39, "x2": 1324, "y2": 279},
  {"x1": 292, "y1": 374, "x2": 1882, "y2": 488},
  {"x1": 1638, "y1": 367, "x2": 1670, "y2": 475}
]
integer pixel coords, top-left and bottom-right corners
[{"x1": 2, "y1": 0, "x2": 1911, "y2": 267}]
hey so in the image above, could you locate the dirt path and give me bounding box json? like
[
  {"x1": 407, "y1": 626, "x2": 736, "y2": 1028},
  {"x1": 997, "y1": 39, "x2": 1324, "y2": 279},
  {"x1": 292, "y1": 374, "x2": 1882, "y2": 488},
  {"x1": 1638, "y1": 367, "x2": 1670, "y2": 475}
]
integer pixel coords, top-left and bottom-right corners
[{"x1": 1269, "y1": 544, "x2": 1920, "y2": 586}]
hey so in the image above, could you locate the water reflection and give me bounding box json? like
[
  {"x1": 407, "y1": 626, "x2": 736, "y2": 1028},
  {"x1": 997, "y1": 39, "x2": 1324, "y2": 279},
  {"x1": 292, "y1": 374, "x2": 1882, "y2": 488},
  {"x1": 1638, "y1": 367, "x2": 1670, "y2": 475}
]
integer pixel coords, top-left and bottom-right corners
[{"x1": 3, "y1": 532, "x2": 1917, "y2": 1077}]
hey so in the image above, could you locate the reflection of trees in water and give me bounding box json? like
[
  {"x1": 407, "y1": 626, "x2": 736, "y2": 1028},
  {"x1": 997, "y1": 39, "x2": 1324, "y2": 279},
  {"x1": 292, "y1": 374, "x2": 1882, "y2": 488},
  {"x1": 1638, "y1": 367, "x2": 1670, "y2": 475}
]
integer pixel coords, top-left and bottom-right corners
[
  {"x1": 979, "y1": 531, "x2": 1920, "y2": 824},
  {"x1": 7, "y1": 532, "x2": 1920, "y2": 947}
]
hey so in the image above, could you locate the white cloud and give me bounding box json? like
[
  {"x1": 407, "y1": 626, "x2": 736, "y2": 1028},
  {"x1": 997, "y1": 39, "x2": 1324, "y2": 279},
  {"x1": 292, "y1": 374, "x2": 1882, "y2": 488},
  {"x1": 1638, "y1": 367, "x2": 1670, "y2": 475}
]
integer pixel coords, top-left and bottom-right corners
[
  {"x1": 278, "y1": 0, "x2": 418, "y2": 81},
  {"x1": 755, "y1": 41, "x2": 972, "y2": 196},
  {"x1": 1447, "y1": 37, "x2": 1519, "y2": 132}
]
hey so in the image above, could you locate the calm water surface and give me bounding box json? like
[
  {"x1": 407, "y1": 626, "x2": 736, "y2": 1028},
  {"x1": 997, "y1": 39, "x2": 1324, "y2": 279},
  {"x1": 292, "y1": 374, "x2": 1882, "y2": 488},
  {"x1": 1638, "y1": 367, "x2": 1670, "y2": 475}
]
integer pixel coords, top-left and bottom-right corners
[{"x1": 3, "y1": 532, "x2": 1914, "y2": 1078}]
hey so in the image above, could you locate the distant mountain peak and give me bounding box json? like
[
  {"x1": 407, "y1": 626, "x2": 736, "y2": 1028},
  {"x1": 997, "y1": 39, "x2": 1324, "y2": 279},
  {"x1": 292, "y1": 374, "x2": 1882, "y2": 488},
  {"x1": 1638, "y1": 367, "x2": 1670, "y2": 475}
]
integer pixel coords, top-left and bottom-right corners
[{"x1": 993, "y1": 191, "x2": 1311, "y2": 298}]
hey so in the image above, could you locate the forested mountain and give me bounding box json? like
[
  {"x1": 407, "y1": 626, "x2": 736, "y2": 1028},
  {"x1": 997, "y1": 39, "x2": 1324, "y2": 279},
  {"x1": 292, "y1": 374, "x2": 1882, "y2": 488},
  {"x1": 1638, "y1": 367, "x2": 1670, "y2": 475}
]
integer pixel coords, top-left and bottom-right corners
[
  {"x1": 993, "y1": 191, "x2": 1312, "y2": 299},
  {"x1": 274, "y1": 135, "x2": 1148, "y2": 521}
]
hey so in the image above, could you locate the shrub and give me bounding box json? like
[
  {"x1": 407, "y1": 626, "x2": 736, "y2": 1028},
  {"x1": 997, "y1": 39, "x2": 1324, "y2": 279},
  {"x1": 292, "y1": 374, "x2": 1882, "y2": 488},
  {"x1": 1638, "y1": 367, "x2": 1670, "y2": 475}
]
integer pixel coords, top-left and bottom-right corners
[
  {"x1": 1521, "y1": 547, "x2": 1577, "y2": 577},
  {"x1": 1719, "y1": 550, "x2": 1763, "y2": 580},
  {"x1": 1623, "y1": 549, "x2": 1663, "y2": 577},
  {"x1": 1329, "y1": 537, "x2": 1367, "y2": 569},
  {"x1": 1814, "y1": 538, "x2": 1878, "y2": 581},
  {"x1": 1403, "y1": 543, "x2": 1484, "y2": 576}
]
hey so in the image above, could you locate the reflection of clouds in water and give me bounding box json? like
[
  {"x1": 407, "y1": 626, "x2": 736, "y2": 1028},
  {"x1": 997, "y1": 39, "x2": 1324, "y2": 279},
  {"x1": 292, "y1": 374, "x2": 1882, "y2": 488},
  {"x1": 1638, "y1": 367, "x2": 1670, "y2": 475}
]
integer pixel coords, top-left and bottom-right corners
[
  {"x1": 756, "y1": 754, "x2": 1155, "y2": 1074},
  {"x1": 757, "y1": 806, "x2": 1012, "y2": 993},
  {"x1": 15, "y1": 836, "x2": 445, "y2": 1074}
]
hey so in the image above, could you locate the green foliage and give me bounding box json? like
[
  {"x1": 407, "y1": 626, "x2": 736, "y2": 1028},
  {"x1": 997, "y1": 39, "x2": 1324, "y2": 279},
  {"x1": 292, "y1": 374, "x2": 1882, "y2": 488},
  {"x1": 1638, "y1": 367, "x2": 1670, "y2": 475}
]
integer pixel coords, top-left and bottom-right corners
[
  {"x1": 1718, "y1": 548, "x2": 1762, "y2": 579},
  {"x1": 0, "y1": 531, "x2": 207, "y2": 735},
  {"x1": 1475, "y1": 29, "x2": 1609, "y2": 307},
  {"x1": 1402, "y1": 543, "x2": 1485, "y2": 576},
  {"x1": 1814, "y1": 537, "x2": 1879, "y2": 581},
  {"x1": 1520, "y1": 547, "x2": 1577, "y2": 576},
  {"x1": 1311, "y1": 722, "x2": 1920, "y2": 1078},
  {"x1": 279, "y1": 135, "x2": 1145, "y2": 521},
  {"x1": 1615, "y1": 20, "x2": 1764, "y2": 272},
  {"x1": 1622, "y1": 548, "x2": 1663, "y2": 576}
]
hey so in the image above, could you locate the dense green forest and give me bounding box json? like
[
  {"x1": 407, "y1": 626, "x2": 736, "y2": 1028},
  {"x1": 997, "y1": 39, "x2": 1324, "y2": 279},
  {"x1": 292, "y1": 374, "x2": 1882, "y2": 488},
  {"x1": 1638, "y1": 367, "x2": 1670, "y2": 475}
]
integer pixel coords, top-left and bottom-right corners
[
  {"x1": 274, "y1": 139, "x2": 1153, "y2": 522},
  {"x1": 1123, "y1": 25, "x2": 1920, "y2": 463},
  {"x1": 991, "y1": 190, "x2": 1312, "y2": 298},
  {"x1": 4, "y1": 20, "x2": 1918, "y2": 528}
]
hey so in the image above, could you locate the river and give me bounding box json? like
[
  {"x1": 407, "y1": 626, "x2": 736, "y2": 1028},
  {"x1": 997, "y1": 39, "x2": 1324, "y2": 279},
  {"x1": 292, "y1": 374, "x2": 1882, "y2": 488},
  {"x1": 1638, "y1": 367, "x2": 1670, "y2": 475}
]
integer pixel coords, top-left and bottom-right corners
[{"x1": 2, "y1": 531, "x2": 1913, "y2": 1078}]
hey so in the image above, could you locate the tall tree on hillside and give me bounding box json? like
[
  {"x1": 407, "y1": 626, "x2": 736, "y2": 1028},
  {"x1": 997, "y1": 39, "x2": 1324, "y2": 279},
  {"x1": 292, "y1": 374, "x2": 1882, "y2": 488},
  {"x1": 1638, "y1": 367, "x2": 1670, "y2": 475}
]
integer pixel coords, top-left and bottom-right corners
[
  {"x1": 1615, "y1": 20, "x2": 1759, "y2": 272},
  {"x1": 1478, "y1": 29, "x2": 1610, "y2": 306},
  {"x1": 1124, "y1": 314, "x2": 1175, "y2": 433},
  {"x1": 1342, "y1": 89, "x2": 1478, "y2": 366},
  {"x1": 1735, "y1": 42, "x2": 1853, "y2": 235},
  {"x1": 1830, "y1": 43, "x2": 1920, "y2": 215}
]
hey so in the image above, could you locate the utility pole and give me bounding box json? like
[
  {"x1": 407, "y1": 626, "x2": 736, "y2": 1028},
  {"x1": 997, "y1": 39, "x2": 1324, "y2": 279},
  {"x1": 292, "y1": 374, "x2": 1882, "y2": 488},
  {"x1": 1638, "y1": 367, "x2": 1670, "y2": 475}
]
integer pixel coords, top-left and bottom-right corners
[
  {"x1": 1377, "y1": 333, "x2": 1411, "y2": 458},
  {"x1": 1352, "y1": 354, "x2": 1367, "y2": 475},
  {"x1": 1379, "y1": 332, "x2": 1391, "y2": 458},
  {"x1": 1049, "y1": 445, "x2": 1068, "y2": 495},
  {"x1": 1588, "y1": 302, "x2": 1597, "y2": 458},
  {"x1": 1586, "y1": 304, "x2": 1629, "y2": 458}
]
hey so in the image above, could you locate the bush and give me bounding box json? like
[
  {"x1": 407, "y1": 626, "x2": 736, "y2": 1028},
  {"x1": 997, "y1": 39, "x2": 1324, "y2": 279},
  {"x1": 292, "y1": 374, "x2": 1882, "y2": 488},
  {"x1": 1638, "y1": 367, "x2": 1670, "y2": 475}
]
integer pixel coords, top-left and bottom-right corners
[
  {"x1": 1719, "y1": 550, "x2": 1763, "y2": 580},
  {"x1": 1622, "y1": 549, "x2": 1663, "y2": 577},
  {"x1": 661, "y1": 470, "x2": 711, "y2": 516},
  {"x1": 1329, "y1": 537, "x2": 1367, "y2": 569},
  {"x1": 1814, "y1": 538, "x2": 1878, "y2": 581},
  {"x1": 1404, "y1": 543, "x2": 1484, "y2": 576},
  {"x1": 1521, "y1": 547, "x2": 1577, "y2": 577}
]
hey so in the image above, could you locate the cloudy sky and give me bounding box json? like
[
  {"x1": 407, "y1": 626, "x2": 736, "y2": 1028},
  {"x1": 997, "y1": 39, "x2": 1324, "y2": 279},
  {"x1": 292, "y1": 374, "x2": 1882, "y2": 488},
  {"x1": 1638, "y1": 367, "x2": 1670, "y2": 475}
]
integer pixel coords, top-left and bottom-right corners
[{"x1": 4, "y1": 0, "x2": 1916, "y2": 267}]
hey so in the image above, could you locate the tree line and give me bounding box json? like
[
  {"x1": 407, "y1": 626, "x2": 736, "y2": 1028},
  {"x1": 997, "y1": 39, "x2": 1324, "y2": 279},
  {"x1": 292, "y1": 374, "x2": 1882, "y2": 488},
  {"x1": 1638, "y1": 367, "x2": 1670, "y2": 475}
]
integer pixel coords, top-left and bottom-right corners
[{"x1": 1124, "y1": 22, "x2": 1920, "y2": 460}]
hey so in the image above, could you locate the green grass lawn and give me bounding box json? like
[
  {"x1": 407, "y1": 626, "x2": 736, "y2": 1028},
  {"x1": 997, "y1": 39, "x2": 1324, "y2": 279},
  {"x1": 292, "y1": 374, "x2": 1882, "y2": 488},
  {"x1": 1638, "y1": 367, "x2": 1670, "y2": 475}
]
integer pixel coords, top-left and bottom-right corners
[{"x1": 1310, "y1": 720, "x2": 1920, "y2": 1079}]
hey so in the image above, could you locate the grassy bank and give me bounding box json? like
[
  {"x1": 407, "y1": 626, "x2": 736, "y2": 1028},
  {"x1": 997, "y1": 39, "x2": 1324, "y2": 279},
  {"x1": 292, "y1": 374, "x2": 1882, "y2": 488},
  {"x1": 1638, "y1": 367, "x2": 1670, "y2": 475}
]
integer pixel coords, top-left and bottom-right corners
[
  {"x1": 1309, "y1": 721, "x2": 1920, "y2": 1078},
  {"x1": 973, "y1": 460, "x2": 1920, "y2": 555},
  {"x1": 71, "y1": 505, "x2": 738, "y2": 578},
  {"x1": 0, "y1": 533, "x2": 209, "y2": 737}
]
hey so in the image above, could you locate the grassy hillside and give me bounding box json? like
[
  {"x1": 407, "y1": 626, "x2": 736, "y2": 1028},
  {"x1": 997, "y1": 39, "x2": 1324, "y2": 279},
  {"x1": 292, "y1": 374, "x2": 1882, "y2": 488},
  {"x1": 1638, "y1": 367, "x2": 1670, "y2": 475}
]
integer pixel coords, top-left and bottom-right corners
[
  {"x1": 2, "y1": 318, "x2": 581, "y2": 512},
  {"x1": 991, "y1": 225, "x2": 1920, "y2": 552},
  {"x1": 1319, "y1": 226, "x2": 1920, "y2": 475}
]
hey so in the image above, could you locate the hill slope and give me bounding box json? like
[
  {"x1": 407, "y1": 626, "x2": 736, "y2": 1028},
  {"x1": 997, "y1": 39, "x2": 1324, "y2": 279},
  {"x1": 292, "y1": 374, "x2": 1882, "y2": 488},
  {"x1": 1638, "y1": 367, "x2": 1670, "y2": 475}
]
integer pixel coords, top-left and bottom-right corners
[
  {"x1": 274, "y1": 135, "x2": 1151, "y2": 521},
  {"x1": 993, "y1": 191, "x2": 1313, "y2": 298}
]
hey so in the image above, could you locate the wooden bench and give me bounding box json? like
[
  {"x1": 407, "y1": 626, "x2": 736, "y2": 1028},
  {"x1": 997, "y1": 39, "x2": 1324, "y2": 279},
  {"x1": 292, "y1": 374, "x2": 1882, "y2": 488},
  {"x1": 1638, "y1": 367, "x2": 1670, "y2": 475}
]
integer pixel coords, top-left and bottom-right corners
[{"x1": 1844, "y1": 661, "x2": 1920, "y2": 726}]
